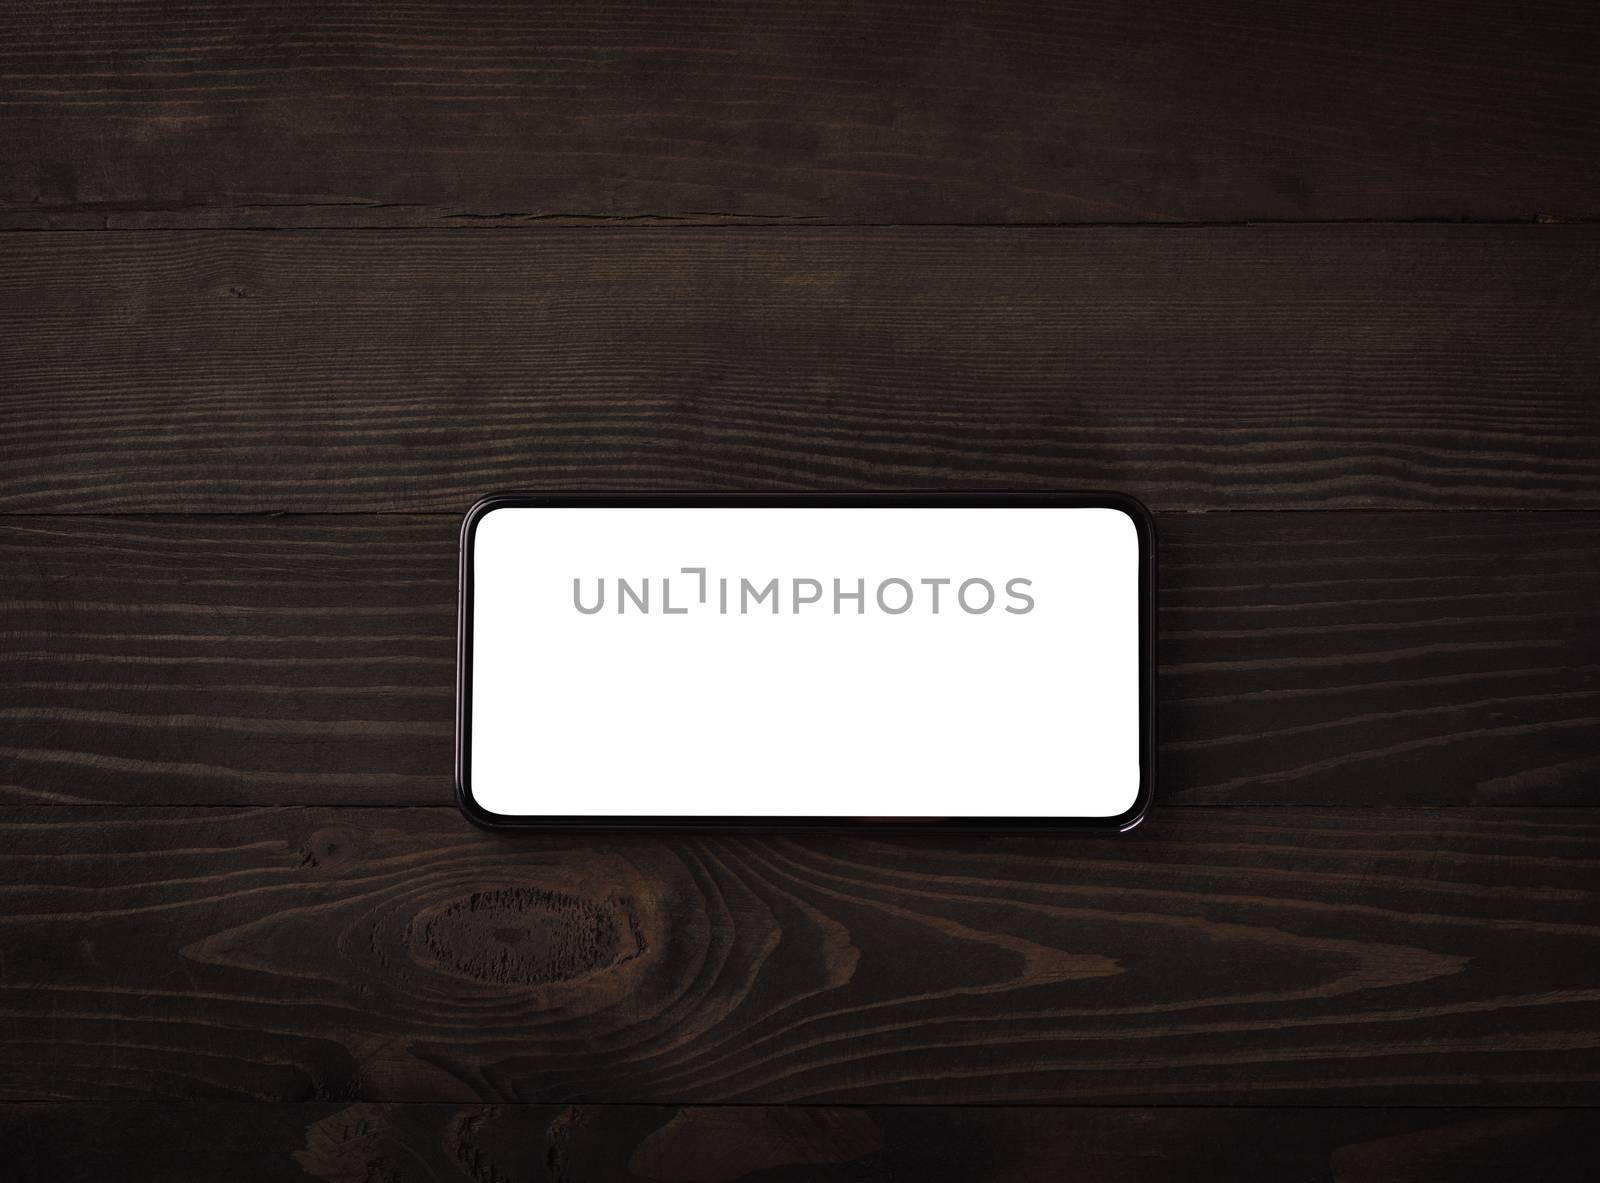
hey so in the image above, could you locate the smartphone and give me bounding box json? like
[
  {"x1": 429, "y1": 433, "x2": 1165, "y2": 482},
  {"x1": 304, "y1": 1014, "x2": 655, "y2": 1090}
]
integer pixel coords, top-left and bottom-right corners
[{"x1": 456, "y1": 492, "x2": 1154, "y2": 830}]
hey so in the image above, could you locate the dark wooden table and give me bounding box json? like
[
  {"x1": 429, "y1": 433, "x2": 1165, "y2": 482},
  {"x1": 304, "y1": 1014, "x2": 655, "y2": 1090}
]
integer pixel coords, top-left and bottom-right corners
[{"x1": 3, "y1": 2, "x2": 1598, "y2": 1179}]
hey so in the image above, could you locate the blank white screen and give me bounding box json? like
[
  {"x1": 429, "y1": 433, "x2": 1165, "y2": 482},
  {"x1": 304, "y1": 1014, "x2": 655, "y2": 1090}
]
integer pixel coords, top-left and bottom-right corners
[{"x1": 468, "y1": 505, "x2": 1141, "y2": 819}]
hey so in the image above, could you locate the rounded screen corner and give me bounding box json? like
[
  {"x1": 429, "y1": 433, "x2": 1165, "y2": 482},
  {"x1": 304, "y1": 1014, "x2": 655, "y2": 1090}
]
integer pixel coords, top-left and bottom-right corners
[
  {"x1": 1111, "y1": 777, "x2": 1155, "y2": 833},
  {"x1": 455, "y1": 775, "x2": 516, "y2": 830},
  {"x1": 460, "y1": 492, "x2": 524, "y2": 549},
  {"x1": 1091, "y1": 491, "x2": 1156, "y2": 550}
]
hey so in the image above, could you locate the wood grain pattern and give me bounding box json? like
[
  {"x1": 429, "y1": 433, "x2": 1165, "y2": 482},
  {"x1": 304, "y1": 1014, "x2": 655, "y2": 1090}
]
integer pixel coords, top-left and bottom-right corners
[
  {"x1": 0, "y1": 806, "x2": 1595, "y2": 1105},
  {"x1": 0, "y1": 516, "x2": 453, "y2": 806},
  {"x1": 3, "y1": 1103, "x2": 1593, "y2": 1182},
  {"x1": 5, "y1": 0, "x2": 1598, "y2": 1170},
  {"x1": 4, "y1": 226, "x2": 1597, "y2": 512},
  {"x1": 2, "y1": 1, "x2": 1596, "y2": 228},
  {"x1": 5, "y1": 512, "x2": 1596, "y2": 806},
  {"x1": 1160, "y1": 512, "x2": 1600, "y2": 805}
]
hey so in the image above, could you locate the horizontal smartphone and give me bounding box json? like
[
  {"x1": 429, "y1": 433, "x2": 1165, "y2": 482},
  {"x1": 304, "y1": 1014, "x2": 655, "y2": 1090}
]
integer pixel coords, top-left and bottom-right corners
[{"x1": 457, "y1": 493, "x2": 1154, "y2": 830}]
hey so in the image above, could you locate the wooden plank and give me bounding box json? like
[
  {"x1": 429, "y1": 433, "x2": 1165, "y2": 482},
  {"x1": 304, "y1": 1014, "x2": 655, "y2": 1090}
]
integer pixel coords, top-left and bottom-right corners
[
  {"x1": 4, "y1": 513, "x2": 1596, "y2": 807},
  {"x1": 1, "y1": 1, "x2": 1595, "y2": 227},
  {"x1": 0, "y1": 516, "x2": 454, "y2": 806},
  {"x1": 3, "y1": 227, "x2": 1597, "y2": 512},
  {"x1": 1, "y1": 1103, "x2": 1592, "y2": 1182},
  {"x1": 0, "y1": 806, "x2": 1595, "y2": 1105},
  {"x1": 1159, "y1": 512, "x2": 1600, "y2": 805}
]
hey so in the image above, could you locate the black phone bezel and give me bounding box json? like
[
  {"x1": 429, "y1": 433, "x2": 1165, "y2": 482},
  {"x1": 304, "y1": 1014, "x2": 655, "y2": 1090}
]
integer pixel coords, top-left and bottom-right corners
[{"x1": 456, "y1": 491, "x2": 1155, "y2": 832}]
